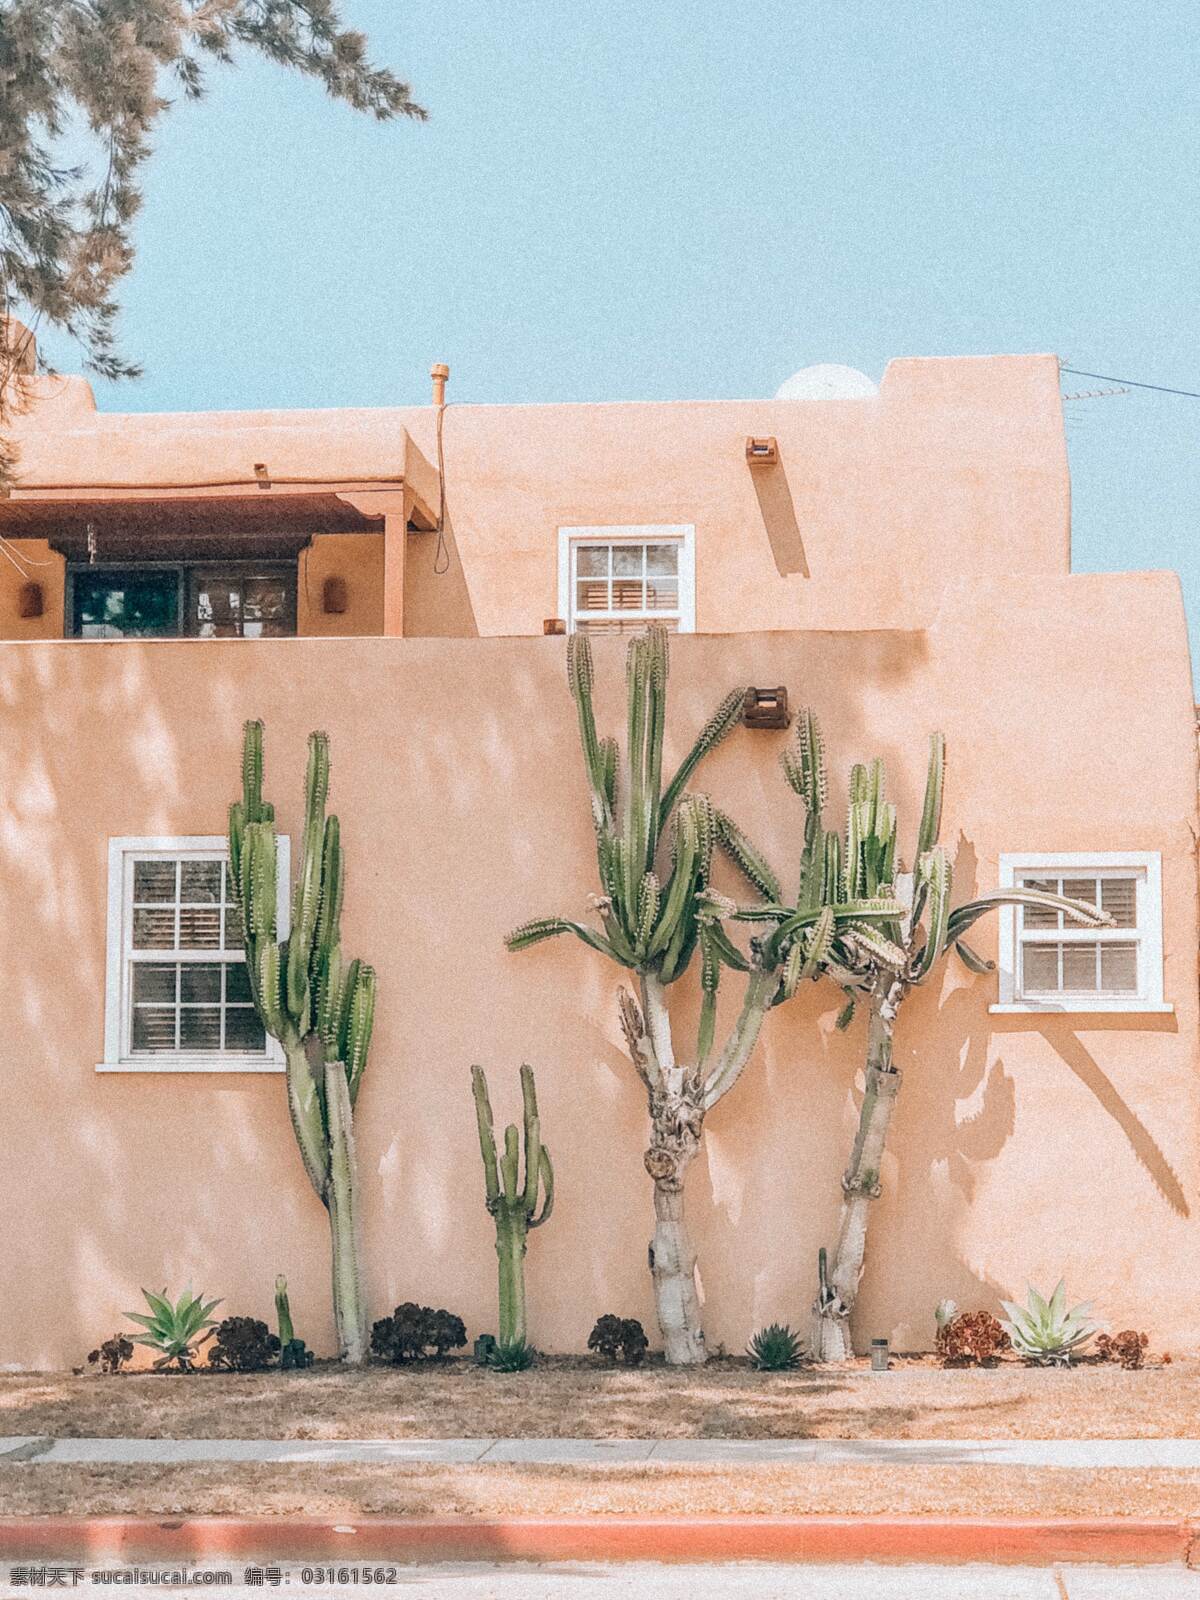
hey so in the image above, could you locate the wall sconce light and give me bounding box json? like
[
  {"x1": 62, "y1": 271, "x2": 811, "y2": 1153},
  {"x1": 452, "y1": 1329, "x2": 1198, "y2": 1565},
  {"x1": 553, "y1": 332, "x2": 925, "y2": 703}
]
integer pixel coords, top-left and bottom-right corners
[
  {"x1": 253, "y1": 462, "x2": 271, "y2": 489},
  {"x1": 322, "y1": 576, "x2": 348, "y2": 615},
  {"x1": 17, "y1": 581, "x2": 43, "y2": 619},
  {"x1": 742, "y1": 686, "x2": 790, "y2": 729},
  {"x1": 870, "y1": 1338, "x2": 890, "y2": 1373},
  {"x1": 745, "y1": 436, "x2": 779, "y2": 465},
  {"x1": 543, "y1": 617, "x2": 566, "y2": 636}
]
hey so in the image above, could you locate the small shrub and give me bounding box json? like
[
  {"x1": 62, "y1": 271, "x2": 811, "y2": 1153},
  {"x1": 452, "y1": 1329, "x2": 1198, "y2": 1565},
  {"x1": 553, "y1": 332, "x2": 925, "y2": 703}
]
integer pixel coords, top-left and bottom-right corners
[
  {"x1": 1095, "y1": 1329, "x2": 1149, "y2": 1370},
  {"x1": 747, "y1": 1323, "x2": 805, "y2": 1371},
  {"x1": 208, "y1": 1317, "x2": 281, "y2": 1373},
  {"x1": 87, "y1": 1335, "x2": 133, "y2": 1375},
  {"x1": 489, "y1": 1339, "x2": 534, "y2": 1372},
  {"x1": 1000, "y1": 1281, "x2": 1098, "y2": 1367},
  {"x1": 587, "y1": 1315, "x2": 649, "y2": 1367},
  {"x1": 936, "y1": 1311, "x2": 1010, "y2": 1367},
  {"x1": 370, "y1": 1303, "x2": 467, "y2": 1363}
]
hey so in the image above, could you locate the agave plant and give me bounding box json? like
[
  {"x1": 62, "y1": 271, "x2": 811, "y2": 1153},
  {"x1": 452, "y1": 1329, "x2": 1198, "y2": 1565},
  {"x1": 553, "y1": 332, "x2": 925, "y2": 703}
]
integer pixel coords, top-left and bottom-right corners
[
  {"x1": 1000, "y1": 1281, "x2": 1099, "y2": 1366},
  {"x1": 508, "y1": 630, "x2": 904, "y2": 1365},
  {"x1": 716, "y1": 711, "x2": 1112, "y2": 1362},
  {"x1": 125, "y1": 1287, "x2": 221, "y2": 1372},
  {"x1": 747, "y1": 1322, "x2": 805, "y2": 1371},
  {"x1": 488, "y1": 1339, "x2": 535, "y2": 1372}
]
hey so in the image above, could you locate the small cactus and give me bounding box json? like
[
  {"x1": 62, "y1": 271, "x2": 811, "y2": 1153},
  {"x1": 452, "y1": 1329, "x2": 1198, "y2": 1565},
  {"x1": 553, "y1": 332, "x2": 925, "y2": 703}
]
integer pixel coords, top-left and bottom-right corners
[
  {"x1": 472, "y1": 1064, "x2": 554, "y2": 1350},
  {"x1": 747, "y1": 1323, "x2": 806, "y2": 1371}
]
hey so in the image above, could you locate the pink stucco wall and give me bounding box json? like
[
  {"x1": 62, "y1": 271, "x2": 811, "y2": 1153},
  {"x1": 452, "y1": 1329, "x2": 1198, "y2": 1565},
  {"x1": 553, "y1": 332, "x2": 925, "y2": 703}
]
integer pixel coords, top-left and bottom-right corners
[{"x1": 0, "y1": 572, "x2": 1194, "y2": 1368}]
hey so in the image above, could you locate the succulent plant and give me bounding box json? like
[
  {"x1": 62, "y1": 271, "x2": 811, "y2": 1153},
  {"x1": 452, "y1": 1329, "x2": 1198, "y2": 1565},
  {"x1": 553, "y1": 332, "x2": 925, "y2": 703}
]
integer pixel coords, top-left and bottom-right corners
[
  {"x1": 370, "y1": 1304, "x2": 467, "y2": 1363},
  {"x1": 1000, "y1": 1281, "x2": 1099, "y2": 1366},
  {"x1": 125, "y1": 1287, "x2": 221, "y2": 1372},
  {"x1": 935, "y1": 1309, "x2": 1010, "y2": 1367},
  {"x1": 747, "y1": 1323, "x2": 806, "y2": 1371},
  {"x1": 229, "y1": 722, "x2": 377, "y2": 1363},
  {"x1": 87, "y1": 1334, "x2": 133, "y2": 1375},
  {"x1": 472, "y1": 1064, "x2": 554, "y2": 1351},
  {"x1": 208, "y1": 1316, "x2": 281, "y2": 1372},
  {"x1": 489, "y1": 1339, "x2": 535, "y2": 1372},
  {"x1": 587, "y1": 1315, "x2": 649, "y2": 1366},
  {"x1": 1095, "y1": 1329, "x2": 1149, "y2": 1370}
]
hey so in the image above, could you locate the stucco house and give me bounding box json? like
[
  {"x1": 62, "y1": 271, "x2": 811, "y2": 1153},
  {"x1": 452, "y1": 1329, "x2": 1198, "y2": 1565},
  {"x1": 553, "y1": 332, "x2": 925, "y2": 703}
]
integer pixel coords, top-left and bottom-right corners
[{"x1": 0, "y1": 346, "x2": 1195, "y2": 1368}]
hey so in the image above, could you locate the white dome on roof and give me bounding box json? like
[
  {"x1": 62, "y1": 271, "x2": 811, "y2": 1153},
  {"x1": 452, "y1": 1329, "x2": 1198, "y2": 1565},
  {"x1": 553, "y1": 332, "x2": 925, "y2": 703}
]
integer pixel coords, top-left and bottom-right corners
[{"x1": 774, "y1": 364, "x2": 878, "y2": 400}]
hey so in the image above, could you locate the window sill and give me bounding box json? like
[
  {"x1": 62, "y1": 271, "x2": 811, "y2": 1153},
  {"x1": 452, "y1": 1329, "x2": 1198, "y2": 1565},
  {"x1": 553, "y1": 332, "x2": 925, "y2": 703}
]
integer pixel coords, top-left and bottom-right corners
[
  {"x1": 989, "y1": 1001, "x2": 1174, "y2": 1016},
  {"x1": 96, "y1": 1057, "x2": 284, "y2": 1074}
]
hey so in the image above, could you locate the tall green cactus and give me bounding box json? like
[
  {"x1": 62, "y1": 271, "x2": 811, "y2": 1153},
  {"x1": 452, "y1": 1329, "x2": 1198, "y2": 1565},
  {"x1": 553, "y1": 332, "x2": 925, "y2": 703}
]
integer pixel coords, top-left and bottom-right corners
[
  {"x1": 723, "y1": 713, "x2": 1112, "y2": 1360},
  {"x1": 507, "y1": 627, "x2": 794, "y2": 1365},
  {"x1": 471, "y1": 1064, "x2": 554, "y2": 1350},
  {"x1": 229, "y1": 721, "x2": 377, "y2": 1364}
]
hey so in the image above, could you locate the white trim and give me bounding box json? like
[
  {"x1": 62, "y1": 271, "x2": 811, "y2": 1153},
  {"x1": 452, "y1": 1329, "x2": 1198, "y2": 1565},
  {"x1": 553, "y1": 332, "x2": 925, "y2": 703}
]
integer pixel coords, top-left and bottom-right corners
[
  {"x1": 557, "y1": 525, "x2": 696, "y2": 633},
  {"x1": 992, "y1": 850, "x2": 1168, "y2": 1016},
  {"x1": 100, "y1": 834, "x2": 290, "y2": 1073}
]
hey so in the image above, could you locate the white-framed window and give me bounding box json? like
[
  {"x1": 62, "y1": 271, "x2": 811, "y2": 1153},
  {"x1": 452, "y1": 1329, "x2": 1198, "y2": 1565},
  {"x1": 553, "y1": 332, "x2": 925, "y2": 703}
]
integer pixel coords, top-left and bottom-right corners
[
  {"x1": 99, "y1": 836, "x2": 290, "y2": 1072},
  {"x1": 557, "y1": 525, "x2": 696, "y2": 634},
  {"x1": 992, "y1": 851, "x2": 1170, "y2": 1015}
]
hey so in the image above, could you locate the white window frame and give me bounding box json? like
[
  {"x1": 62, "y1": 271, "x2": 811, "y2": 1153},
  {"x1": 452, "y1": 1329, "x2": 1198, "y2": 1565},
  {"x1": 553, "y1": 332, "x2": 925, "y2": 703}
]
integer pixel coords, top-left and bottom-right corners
[
  {"x1": 557, "y1": 525, "x2": 696, "y2": 634},
  {"x1": 99, "y1": 835, "x2": 291, "y2": 1072},
  {"x1": 991, "y1": 850, "x2": 1170, "y2": 1015}
]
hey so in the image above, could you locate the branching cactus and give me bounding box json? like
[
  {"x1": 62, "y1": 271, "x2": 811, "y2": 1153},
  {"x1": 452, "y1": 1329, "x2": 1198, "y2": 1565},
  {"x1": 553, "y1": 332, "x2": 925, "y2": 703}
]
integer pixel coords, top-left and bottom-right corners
[
  {"x1": 471, "y1": 1064, "x2": 554, "y2": 1350},
  {"x1": 730, "y1": 711, "x2": 1112, "y2": 1362},
  {"x1": 229, "y1": 721, "x2": 377, "y2": 1364},
  {"x1": 507, "y1": 627, "x2": 786, "y2": 1365}
]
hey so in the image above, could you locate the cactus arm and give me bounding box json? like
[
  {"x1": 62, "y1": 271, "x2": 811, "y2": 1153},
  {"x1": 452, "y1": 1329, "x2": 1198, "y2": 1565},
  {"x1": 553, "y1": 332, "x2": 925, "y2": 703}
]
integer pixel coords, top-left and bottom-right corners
[
  {"x1": 702, "y1": 966, "x2": 778, "y2": 1111},
  {"x1": 713, "y1": 809, "x2": 782, "y2": 903},
  {"x1": 910, "y1": 848, "x2": 952, "y2": 982},
  {"x1": 519, "y1": 1063, "x2": 544, "y2": 1216},
  {"x1": 285, "y1": 1038, "x2": 331, "y2": 1199},
  {"x1": 659, "y1": 685, "x2": 746, "y2": 824},
  {"x1": 471, "y1": 1065, "x2": 501, "y2": 1207},
  {"x1": 645, "y1": 630, "x2": 668, "y2": 856},
  {"x1": 505, "y1": 916, "x2": 625, "y2": 963},
  {"x1": 946, "y1": 888, "x2": 1112, "y2": 943},
  {"x1": 916, "y1": 731, "x2": 946, "y2": 860},
  {"x1": 954, "y1": 939, "x2": 996, "y2": 974},
  {"x1": 530, "y1": 1145, "x2": 554, "y2": 1228},
  {"x1": 345, "y1": 964, "x2": 375, "y2": 1107},
  {"x1": 500, "y1": 1122, "x2": 521, "y2": 1206}
]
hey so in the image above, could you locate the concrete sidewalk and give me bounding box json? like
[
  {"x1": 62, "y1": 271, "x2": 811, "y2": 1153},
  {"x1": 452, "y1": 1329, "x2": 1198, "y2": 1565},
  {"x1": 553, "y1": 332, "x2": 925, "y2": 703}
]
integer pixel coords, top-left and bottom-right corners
[{"x1": 5, "y1": 1435, "x2": 1200, "y2": 1467}]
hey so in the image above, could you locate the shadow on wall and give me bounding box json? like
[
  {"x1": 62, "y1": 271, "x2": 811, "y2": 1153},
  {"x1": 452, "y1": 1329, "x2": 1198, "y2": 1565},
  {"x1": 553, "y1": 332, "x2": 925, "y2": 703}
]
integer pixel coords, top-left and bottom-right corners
[{"x1": 751, "y1": 460, "x2": 810, "y2": 579}]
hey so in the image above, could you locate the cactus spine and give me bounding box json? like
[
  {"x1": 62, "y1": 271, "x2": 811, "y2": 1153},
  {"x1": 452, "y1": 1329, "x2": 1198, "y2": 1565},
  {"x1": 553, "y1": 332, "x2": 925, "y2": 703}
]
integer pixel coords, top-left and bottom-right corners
[
  {"x1": 471, "y1": 1064, "x2": 554, "y2": 1349},
  {"x1": 229, "y1": 721, "x2": 377, "y2": 1364}
]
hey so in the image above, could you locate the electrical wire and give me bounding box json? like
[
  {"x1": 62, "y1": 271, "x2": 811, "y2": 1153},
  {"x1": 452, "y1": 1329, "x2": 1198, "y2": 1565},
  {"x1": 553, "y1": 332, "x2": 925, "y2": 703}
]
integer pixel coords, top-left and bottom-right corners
[{"x1": 1060, "y1": 367, "x2": 1200, "y2": 401}]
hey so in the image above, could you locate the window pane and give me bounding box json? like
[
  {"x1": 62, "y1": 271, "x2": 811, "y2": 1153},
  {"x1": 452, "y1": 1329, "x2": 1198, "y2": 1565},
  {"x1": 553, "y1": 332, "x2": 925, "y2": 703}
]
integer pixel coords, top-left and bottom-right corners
[
  {"x1": 180, "y1": 964, "x2": 222, "y2": 1003},
  {"x1": 645, "y1": 543, "x2": 679, "y2": 576},
  {"x1": 1101, "y1": 878, "x2": 1137, "y2": 928},
  {"x1": 1020, "y1": 878, "x2": 1060, "y2": 929},
  {"x1": 611, "y1": 579, "x2": 645, "y2": 611},
  {"x1": 223, "y1": 904, "x2": 245, "y2": 951},
  {"x1": 72, "y1": 571, "x2": 179, "y2": 639},
  {"x1": 132, "y1": 963, "x2": 177, "y2": 1004},
  {"x1": 178, "y1": 905, "x2": 221, "y2": 949},
  {"x1": 134, "y1": 860, "x2": 177, "y2": 903},
  {"x1": 577, "y1": 616, "x2": 678, "y2": 635},
  {"x1": 644, "y1": 578, "x2": 678, "y2": 612},
  {"x1": 1063, "y1": 877, "x2": 1099, "y2": 907},
  {"x1": 225, "y1": 961, "x2": 253, "y2": 1004},
  {"x1": 612, "y1": 545, "x2": 643, "y2": 577},
  {"x1": 224, "y1": 1008, "x2": 266, "y2": 1052},
  {"x1": 1062, "y1": 943, "x2": 1099, "y2": 992},
  {"x1": 194, "y1": 578, "x2": 242, "y2": 639},
  {"x1": 1021, "y1": 943, "x2": 1060, "y2": 992},
  {"x1": 575, "y1": 545, "x2": 608, "y2": 578},
  {"x1": 242, "y1": 577, "x2": 291, "y2": 640},
  {"x1": 1101, "y1": 942, "x2": 1139, "y2": 993},
  {"x1": 131, "y1": 1008, "x2": 177, "y2": 1052},
  {"x1": 180, "y1": 861, "x2": 222, "y2": 903},
  {"x1": 180, "y1": 1008, "x2": 222, "y2": 1051},
  {"x1": 133, "y1": 906, "x2": 176, "y2": 949},
  {"x1": 576, "y1": 578, "x2": 609, "y2": 613}
]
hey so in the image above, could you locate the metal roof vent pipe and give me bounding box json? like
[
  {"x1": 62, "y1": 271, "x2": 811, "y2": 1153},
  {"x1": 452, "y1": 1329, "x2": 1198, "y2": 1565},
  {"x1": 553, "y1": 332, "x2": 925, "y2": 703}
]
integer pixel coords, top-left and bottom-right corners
[{"x1": 431, "y1": 363, "x2": 449, "y2": 406}]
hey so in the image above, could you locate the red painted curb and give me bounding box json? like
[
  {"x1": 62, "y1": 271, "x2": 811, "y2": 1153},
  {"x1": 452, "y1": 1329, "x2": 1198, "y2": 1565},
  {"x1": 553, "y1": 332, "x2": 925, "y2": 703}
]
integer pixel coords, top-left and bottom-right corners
[{"x1": 0, "y1": 1516, "x2": 1192, "y2": 1567}]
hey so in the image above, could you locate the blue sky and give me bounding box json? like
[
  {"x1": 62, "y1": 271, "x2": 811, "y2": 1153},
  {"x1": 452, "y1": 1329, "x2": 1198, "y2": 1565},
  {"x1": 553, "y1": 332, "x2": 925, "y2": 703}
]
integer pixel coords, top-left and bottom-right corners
[{"x1": 65, "y1": 0, "x2": 1200, "y2": 675}]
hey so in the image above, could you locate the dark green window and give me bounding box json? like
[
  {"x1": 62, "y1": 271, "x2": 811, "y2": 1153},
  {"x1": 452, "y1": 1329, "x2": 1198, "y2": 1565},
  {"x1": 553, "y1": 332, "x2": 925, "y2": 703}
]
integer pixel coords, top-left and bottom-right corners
[{"x1": 68, "y1": 563, "x2": 297, "y2": 639}]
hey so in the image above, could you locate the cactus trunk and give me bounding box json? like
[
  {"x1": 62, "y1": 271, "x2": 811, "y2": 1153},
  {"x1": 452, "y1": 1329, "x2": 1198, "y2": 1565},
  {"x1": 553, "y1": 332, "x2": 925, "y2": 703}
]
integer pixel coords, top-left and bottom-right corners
[
  {"x1": 325, "y1": 1058, "x2": 367, "y2": 1364},
  {"x1": 811, "y1": 999, "x2": 900, "y2": 1361},
  {"x1": 648, "y1": 1126, "x2": 705, "y2": 1366},
  {"x1": 495, "y1": 1217, "x2": 528, "y2": 1348}
]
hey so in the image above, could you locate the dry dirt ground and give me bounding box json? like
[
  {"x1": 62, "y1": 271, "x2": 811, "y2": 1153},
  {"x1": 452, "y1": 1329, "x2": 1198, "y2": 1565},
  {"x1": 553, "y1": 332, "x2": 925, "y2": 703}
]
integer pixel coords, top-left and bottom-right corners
[{"x1": 0, "y1": 1354, "x2": 1195, "y2": 1441}]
